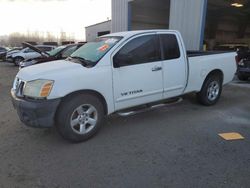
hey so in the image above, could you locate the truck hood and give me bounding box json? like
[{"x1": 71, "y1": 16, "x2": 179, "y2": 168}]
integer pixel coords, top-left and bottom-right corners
[{"x1": 17, "y1": 60, "x2": 83, "y2": 81}]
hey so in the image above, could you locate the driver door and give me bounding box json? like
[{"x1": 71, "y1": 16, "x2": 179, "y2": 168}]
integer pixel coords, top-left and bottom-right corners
[{"x1": 112, "y1": 34, "x2": 164, "y2": 111}]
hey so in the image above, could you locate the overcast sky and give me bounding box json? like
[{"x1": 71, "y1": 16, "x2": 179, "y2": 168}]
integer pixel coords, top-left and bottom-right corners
[{"x1": 0, "y1": 0, "x2": 111, "y2": 40}]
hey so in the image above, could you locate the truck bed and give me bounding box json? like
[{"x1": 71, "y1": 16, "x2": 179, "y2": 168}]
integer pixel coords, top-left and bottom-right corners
[{"x1": 184, "y1": 51, "x2": 236, "y2": 94}]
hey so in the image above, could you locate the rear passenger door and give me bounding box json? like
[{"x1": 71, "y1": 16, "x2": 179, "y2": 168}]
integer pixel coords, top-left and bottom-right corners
[{"x1": 159, "y1": 33, "x2": 187, "y2": 98}]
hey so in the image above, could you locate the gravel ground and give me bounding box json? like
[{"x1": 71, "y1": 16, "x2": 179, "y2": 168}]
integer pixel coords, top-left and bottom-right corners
[{"x1": 0, "y1": 61, "x2": 250, "y2": 188}]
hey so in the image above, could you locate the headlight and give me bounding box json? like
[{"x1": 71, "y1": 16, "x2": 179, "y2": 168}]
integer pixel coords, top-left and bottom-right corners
[{"x1": 23, "y1": 79, "x2": 54, "y2": 99}]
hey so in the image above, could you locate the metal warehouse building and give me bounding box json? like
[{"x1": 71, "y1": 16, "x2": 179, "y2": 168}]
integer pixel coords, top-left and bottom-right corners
[
  {"x1": 86, "y1": 0, "x2": 250, "y2": 51},
  {"x1": 85, "y1": 20, "x2": 111, "y2": 42}
]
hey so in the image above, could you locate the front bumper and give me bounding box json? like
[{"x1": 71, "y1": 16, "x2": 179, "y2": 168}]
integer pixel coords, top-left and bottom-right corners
[
  {"x1": 11, "y1": 90, "x2": 61, "y2": 128},
  {"x1": 19, "y1": 60, "x2": 35, "y2": 69}
]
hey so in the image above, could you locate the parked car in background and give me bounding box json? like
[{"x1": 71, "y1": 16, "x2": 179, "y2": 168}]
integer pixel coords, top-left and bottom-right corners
[
  {"x1": 5, "y1": 47, "x2": 23, "y2": 61},
  {"x1": 20, "y1": 43, "x2": 85, "y2": 68},
  {"x1": 236, "y1": 49, "x2": 250, "y2": 81},
  {"x1": 7, "y1": 44, "x2": 55, "y2": 65},
  {"x1": 0, "y1": 47, "x2": 8, "y2": 61}
]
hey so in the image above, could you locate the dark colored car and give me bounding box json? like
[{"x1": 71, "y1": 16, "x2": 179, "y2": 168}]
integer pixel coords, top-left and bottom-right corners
[
  {"x1": 236, "y1": 49, "x2": 250, "y2": 81},
  {"x1": 0, "y1": 47, "x2": 8, "y2": 61},
  {"x1": 20, "y1": 43, "x2": 85, "y2": 68}
]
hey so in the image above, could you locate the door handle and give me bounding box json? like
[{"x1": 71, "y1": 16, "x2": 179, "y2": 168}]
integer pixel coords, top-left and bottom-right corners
[{"x1": 151, "y1": 66, "x2": 162, "y2": 72}]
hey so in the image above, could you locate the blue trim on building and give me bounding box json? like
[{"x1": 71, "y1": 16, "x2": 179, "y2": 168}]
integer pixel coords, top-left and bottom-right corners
[
  {"x1": 200, "y1": 0, "x2": 208, "y2": 50},
  {"x1": 128, "y1": 1, "x2": 132, "y2": 31}
]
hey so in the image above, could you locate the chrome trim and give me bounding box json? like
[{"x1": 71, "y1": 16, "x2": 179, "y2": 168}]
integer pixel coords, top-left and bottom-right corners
[{"x1": 14, "y1": 78, "x2": 25, "y2": 97}]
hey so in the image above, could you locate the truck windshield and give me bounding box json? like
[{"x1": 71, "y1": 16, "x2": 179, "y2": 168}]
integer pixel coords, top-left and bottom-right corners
[{"x1": 69, "y1": 36, "x2": 122, "y2": 67}]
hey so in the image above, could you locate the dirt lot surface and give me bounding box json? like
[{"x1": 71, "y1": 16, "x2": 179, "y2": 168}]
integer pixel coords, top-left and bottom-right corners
[{"x1": 0, "y1": 62, "x2": 250, "y2": 188}]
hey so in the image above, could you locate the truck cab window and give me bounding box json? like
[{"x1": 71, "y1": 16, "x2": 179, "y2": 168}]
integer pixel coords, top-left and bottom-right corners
[
  {"x1": 160, "y1": 34, "x2": 180, "y2": 60},
  {"x1": 114, "y1": 35, "x2": 161, "y2": 67}
]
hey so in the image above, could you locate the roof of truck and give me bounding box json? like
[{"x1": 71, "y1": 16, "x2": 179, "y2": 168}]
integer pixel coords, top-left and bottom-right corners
[{"x1": 104, "y1": 30, "x2": 178, "y2": 38}]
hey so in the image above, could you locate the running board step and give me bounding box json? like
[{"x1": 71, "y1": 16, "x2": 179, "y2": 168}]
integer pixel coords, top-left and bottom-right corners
[{"x1": 117, "y1": 97, "x2": 183, "y2": 117}]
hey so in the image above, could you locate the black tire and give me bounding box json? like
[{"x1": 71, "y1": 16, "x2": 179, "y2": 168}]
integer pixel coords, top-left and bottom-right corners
[
  {"x1": 197, "y1": 74, "x2": 222, "y2": 106},
  {"x1": 237, "y1": 72, "x2": 249, "y2": 81},
  {"x1": 14, "y1": 57, "x2": 24, "y2": 66},
  {"x1": 56, "y1": 93, "x2": 105, "y2": 142}
]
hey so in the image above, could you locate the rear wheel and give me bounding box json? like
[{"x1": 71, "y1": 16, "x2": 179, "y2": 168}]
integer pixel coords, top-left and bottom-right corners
[
  {"x1": 56, "y1": 94, "x2": 105, "y2": 142},
  {"x1": 14, "y1": 57, "x2": 24, "y2": 66},
  {"x1": 197, "y1": 74, "x2": 222, "y2": 106}
]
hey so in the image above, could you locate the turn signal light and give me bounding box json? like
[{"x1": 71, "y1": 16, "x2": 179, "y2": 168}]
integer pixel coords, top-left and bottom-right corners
[{"x1": 40, "y1": 82, "x2": 53, "y2": 97}]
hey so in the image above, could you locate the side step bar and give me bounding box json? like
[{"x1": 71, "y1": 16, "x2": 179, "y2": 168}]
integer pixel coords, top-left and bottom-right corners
[{"x1": 117, "y1": 97, "x2": 183, "y2": 117}]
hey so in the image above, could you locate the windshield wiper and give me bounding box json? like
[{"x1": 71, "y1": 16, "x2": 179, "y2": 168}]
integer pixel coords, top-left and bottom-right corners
[{"x1": 68, "y1": 56, "x2": 94, "y2": 67}]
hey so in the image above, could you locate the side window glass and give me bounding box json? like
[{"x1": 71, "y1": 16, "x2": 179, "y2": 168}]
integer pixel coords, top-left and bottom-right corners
[
  {"x1": 161, "y1": 34, "x2": 180, "y2": 60},
  {"x1": 62, "y1": 46, "x2": 77, "y2": 58},
  {"x1": 24, "y1": 48, "x2": 34, "y2": 53},
  {"x1": 114, "y1": 35, "x2": 160, "y2": 67}
]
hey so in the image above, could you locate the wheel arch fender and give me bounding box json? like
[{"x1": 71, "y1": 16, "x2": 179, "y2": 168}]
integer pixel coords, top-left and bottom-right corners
[
  {"x1": 57, "y1": 90, "x2": 109, "y2": 116},
  {"x1": 202, "y1": 69, "x2": 224, "y2": 88},
  {"x1": 14, "y1": 56, "x2": 24, "y2": 60}
]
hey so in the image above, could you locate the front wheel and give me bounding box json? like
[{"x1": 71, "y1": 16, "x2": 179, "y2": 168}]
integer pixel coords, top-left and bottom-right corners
[
  {"x1": 56, "y1": 94, "x2": 105, "y2": 142},
  {"x1": 197, "y1": 74, "x2": 222, "y2": 106}
]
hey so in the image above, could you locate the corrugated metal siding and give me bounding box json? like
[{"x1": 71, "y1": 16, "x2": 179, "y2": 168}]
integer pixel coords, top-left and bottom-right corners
[
  {"x1": 111, "y1": 0, "x2": 206, "y2": 50},
  {"x1": 169, "y1": 0, "x2": 206, "y2": 50},
  {"x1": 111, "y1": 0, "x2": 128, "y2": 32},
  {"x1": 85, "y1": 21, "x2": 111, "y2": 42}
]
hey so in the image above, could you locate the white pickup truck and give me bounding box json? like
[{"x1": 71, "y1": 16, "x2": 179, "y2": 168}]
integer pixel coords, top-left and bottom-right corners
[{"x1": 11, "y1": 30, "x2": 237, "y2": 142}]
